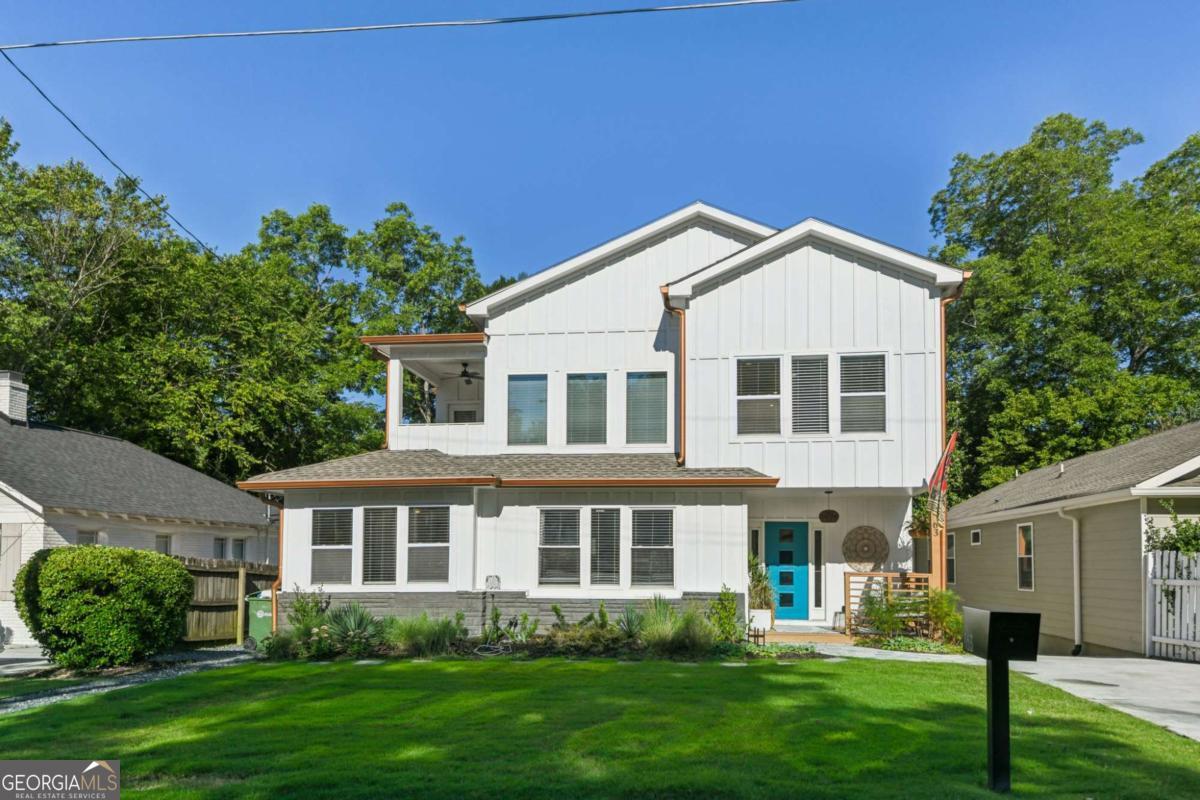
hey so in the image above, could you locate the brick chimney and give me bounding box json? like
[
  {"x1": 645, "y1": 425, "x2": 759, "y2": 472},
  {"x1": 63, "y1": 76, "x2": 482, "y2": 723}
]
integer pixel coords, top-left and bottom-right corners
[{"x1": 0, "y1": 371, "x2": 29, "y2": 423}]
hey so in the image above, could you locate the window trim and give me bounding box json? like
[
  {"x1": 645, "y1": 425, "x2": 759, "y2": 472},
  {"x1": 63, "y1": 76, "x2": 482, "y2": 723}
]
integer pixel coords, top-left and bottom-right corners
[
  {"x1": 310, "y1": 506, "x2": 354, "y2": 586},
  {"x1": 946, "y1": 531, "x2": 957, "y2": 585},
  {"x1": 507, "y1": 373, "x2": 549, "y2": 446},
  {"x1": 970, "y1": 528, "x2": 982, "y2": 546},
  {"x1": 631, "y1": 507, "x2": 675, "y2": 588},
  {"x1": 1016, "y1": 522, "x2": 1035, "y2": 592},
  {"x1": 734, "y1": 356, "x2": 783, "y2": 437},
  {"x1": 566, "y1": 372, "x2": 608, "y2": 445},
  {"x1": 538, "y1": 507, "x2": 582, "y2": 586},
  {"x1": 407, "y1": 504, "x2": 451, "y2": 584},
  {"x1": 838, "y1": 351, "x2": 888, "y2": 434}
]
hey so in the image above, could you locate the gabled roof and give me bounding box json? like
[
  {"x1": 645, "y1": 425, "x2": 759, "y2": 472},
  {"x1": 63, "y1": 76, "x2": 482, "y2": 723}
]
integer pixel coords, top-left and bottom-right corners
[
  {"x1": 664, "y1": 217, "x2": 963, "y2": 302},
  {"x1": 463, "y1": 201, "x2": 775, "y2": 321},
  {"x1": 0, "y1": 418, "x2": 268, "y2": 528},
  {"x1": 239, "y1": 449, "x2": 777, "y2": 490},
  {"x1": 949, "y1": 421, "x2": 1200, "y2": 522}
]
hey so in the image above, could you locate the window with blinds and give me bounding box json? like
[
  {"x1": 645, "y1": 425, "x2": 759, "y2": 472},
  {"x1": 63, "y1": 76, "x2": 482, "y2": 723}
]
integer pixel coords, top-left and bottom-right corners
[
  {"x1": 508, "y1": 374, "x2": 547, "y2": 445},
  {"x1": 791, "y1": 355, "x2": 829, "y2": 434},
  {"x1": 312, "y1": 508, "x2": 352, "y2": 584},
  {"x1": 626, "y1": 372, "x2": 667, "y2": 444},
  {"x1": 590, "y1": 508, "x2": 620, "y2": 585},
  {"x1": 539, "y1": 509, "x2": 580, "y2": 585},
  {"x1": 631, "y1": 509, "x2": 673, "y2": 586},
  {"x1": 839, "y1": 354, "x2": 886, "y2": 433},
  {"x1": 736, "y1": 358, "x2": 781, "y2": 435},
  {"x1": 363, "y1": 507, "x2": 397, "y2": 583},
  {"x1": 567, "y1": 373, "x2": 607, "y2": 444},
  {"x1": 408, "y1": 506, "x2": 450, "y2": 582},
  {"x1": 213, "y1": 537, "x2": 228, "y2": 559}
]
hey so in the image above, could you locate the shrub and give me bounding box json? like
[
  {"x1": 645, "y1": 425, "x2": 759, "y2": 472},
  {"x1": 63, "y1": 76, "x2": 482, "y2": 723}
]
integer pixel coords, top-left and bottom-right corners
[
  {"x1": 641, "y1": 595, "x2": 677, "y2": 654},
  {"x1": 14, "y1": 546, "x2": 193, "y2": 669},
  {"x1": 285, "y1": 585, "x2": 337, "y2": 660},
  {"x1": 859, "y1": 589, "x2": 907, "y2": 638},
  {"x1": 1145, "y1": 502, "x2": 1200, "y2": 556},
  {"x1": 747, "y1": 556, "x2": 774, "y2": 611},
  {"x1": 707, "y1": 585, "x2": 743, "y2": 644},
  {"x1": 262, "y1": 629, "x2": 299, "y2": 660},
  {"x1": 927, "y1": 589, "x2": 963, "y2": 644},
  {"x1": 382, "y1": 612, "x2": 467, "y2": 657},
  {"x1": 546, "y1": 625, "x2": 626, "y2": 657},
  {"x1": 617, "y1": 606, "x2": 644, "y2": 640},
  {"x1": 668, "y1": 606, "x2": 717, "y2": 657},
  {"x1": 328, "y1": 603, "x2": 383, "y2": 658}
]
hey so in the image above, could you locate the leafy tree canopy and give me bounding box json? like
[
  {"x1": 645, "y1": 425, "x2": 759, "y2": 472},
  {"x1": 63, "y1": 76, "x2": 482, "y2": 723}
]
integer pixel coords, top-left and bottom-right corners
[{"x1": 932, "y1": 114, "x2": 1200, "y2": 494}]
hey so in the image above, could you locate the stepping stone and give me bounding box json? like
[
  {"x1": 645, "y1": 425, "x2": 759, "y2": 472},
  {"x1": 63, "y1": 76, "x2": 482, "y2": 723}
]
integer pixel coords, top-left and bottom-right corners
[
  {"x1": 823, "y1": 657, "x2": 846, "y2": 663},
  {"x1": 720, "y1": 662, "x2": 747, "y2": 667},
  {"x1": 411, "y1": 658, "x2": 432, "y2": 663},
  {"x1": 355, "y1": 659, "x2": 384, "y2": 666}
]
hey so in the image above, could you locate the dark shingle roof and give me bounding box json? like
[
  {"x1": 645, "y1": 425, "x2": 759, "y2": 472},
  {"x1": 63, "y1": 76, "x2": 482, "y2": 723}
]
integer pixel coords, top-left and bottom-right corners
[
  {"x1": 950, "y1": 421, "x2": 1200, "y2": 521},
  {"x1": 240, "y1": 450, "x2": 773, "y2": 487},
  {"x1": 0, "y1": 419, "x2": 267, "y2": 527}
]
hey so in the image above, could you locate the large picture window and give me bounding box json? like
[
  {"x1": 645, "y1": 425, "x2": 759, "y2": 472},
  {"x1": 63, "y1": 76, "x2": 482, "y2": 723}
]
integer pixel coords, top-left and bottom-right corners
[
  {"x1": 1017, "y1": 523, "x2": 1034, "y2": 591},
  {"x1": 363, "y1": 507, "x2": 398, "y2": 583},
  {"x1": 632, "y1": 509, "x2": 674, "y2": 586},
  {"x1": 508, "y1": 374, "x2": 548, "y2": 445},
  {"x1": 736, "y1": 358, "x2": 780, "y2": 435},
  {"x1": 539, "y1": 509, "x2": 580, "y2": 585},
  {"x1": 567, "y1": 373, "x2": 607, "y2": 444},
  {"x1": 408, "y1": 506, "x2": 450, "y2": 583},
  {"x1": 626, "y1": 372, "x2": 667, "y2": 444},
  {"x1": 839, "y1": 354, "x2": 886, "y2": 433},
  {"x1": 311, "y1": 508, "x2": 352, "y2": 584},
  {"x1": 590, "y1": 508, "x2": 620, "y2": 585}
]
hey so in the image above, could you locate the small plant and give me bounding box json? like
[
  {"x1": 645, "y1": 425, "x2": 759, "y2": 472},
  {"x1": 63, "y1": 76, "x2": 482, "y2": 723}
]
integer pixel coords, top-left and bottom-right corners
[
  {"x1": 506, "y1": 613, "x2": 540, "y2": 643},
  {"x1": 328, "y1": 602, "x2": 383, "y2": 658},
  {"x1": 287, "y1": 585, "x2": 330, "y2": 632},
  {"x1": 859, "y1": 589, "x2": 907, "y2": 638},
  {"x1": 481, "y1": 604, "x2": 506, "y2": 645},
  {"x1": 550, "y1": 603, "x2": 569, "y2": 630},
  {"x1": 617, "y1": 606, "x2": 644, "y2": 640},
  {"x1": 262, "y1": 629, "x2": 299, "y2": 660},
  {"x1": 596, "y1": 601, "x2": 609, "y2": 630},
  {"x1": 748, "y1": 556, "x2": 774, "y2": 612},
  {"x1": 706, "y1": 585, "x2": 744, "y2": 644},
  {"x1": 382, "y1": 612, "x2": 468, "y2": 657},
  {"x1": 669, "y1": 606, "x2": 717, "y2": 657},
  {"x1": 927, "y1": 588, "x2": 963, "y2": 644}
]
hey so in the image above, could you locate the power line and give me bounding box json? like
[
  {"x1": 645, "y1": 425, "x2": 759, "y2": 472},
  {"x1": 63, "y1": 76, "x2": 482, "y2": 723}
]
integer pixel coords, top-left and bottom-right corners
[
  {"x1": 0, "y1": 49, "x2": 217, "y2": 256},
  {"x1": 0, "y1": 0, "x2": 803, "y2": 51}
]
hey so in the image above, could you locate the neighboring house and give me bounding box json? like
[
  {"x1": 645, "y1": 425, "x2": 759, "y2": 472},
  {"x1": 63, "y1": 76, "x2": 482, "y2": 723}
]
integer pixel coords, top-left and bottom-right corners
[
  {"x1": 240, "y1": 202, "x2": 963, "y2": 632},
  {"x1": 0, "y1": 371, "x2": 274, "y2": 646},
  {"x1": 947, "y1": 422, "x2": 1200, "y2": 656}
]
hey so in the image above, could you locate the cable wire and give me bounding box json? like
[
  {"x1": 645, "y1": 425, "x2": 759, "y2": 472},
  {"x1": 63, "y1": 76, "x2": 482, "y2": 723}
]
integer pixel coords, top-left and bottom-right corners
[
  {"x1": 0, "y1": 49, "x2": 217, "y2": 256},
  {"x1": 0, "y1": 0, "x2": 803, "y2": 51}
]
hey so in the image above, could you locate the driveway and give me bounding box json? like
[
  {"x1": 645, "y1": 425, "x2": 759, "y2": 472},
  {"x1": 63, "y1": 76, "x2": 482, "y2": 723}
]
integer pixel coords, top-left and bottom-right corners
[{"x1": 1014, "y1": 656, "x2": 1200, "y2": 742}]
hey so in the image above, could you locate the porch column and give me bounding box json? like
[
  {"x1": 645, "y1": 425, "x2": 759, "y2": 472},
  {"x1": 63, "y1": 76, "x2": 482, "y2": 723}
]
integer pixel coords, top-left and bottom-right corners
[{"x1": 387, "y1": 358, "x2": 403, "y2": 447}]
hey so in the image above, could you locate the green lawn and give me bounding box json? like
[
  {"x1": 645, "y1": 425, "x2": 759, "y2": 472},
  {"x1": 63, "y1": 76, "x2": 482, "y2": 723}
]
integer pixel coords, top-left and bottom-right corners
[
  {"x1": 2, "y1": 658, "x2": 1198, "y2": 798},
  {"x1": 0, "y1": 675, "x2": 85, "y2": 700}
]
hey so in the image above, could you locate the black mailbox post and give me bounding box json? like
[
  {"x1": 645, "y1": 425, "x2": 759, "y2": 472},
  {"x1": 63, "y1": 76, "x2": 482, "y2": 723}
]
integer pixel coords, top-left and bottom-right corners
[{"x1": 963, "y1": 607, "x2": 1041, "y2": 793}]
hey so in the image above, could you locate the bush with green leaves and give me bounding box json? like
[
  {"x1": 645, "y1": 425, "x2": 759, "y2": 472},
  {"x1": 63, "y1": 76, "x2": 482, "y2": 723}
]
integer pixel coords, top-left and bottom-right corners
[
  {"x1": 858, "y1": 589, "x2": 908, "y2": 638},
  {"x1": 328, "y1": 602, "x2": 383, "y2": 658},
  {"x1": 706, "y1": 585, "x2": 744, "y2": 644},
  {"x1": 382, "y1": 612, "x2": 467, "y2": 656},
  {"x1": 1145, "y1": 503, "x2": 1200, "y2": 557},
  {"x1": 14, "y1": 546, "x2": 193, "y2": 669},
  {"x1": 285, "y1": 586, "x2": 336, "y2": 659},
  {"x1": 927, "y1": 589, "x2": 963, "y2": 644}
]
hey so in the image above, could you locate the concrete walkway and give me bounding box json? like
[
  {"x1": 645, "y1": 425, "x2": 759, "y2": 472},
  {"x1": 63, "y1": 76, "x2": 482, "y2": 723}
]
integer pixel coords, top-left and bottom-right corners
[
  {"x1": 1014, "y1": 656, "x2": 1200, "y2": 742},
  {"x1": 0, "y1": 645, "x2": 50, "y2": 676}
]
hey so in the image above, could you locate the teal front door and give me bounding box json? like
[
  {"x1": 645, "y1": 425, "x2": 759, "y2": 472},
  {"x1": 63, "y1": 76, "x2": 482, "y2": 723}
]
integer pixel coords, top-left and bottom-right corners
[{"x1": 765, "y1": 522, "x2": 809, "y2": 620}]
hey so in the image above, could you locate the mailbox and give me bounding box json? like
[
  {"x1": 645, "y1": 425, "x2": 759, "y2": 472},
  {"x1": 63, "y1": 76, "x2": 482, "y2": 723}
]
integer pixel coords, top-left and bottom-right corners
[{"x1": 963, "y1": 607, "x2": 1041, "y2": 661}]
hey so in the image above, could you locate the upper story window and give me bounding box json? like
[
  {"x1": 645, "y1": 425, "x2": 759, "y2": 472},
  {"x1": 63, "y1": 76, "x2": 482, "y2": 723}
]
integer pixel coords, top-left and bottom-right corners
[
  {"x1": 736, "y1": 358, "x2": 780, "y2": 435},
  {"x1": 839, "y1": 354, "x2": 886, "y2": 433},
  {"x1": 791, "y1": 356, "x2": 829, "y2": 434},
  {"x1": 567, "y1": 373, "x2": 607, "y2": 445},
  {"x1": 626, "y1": 372, "x2": 667, "y2": 444},
  {"x1": 508, "y1": 375, "x2": 547, "y2": 445}
]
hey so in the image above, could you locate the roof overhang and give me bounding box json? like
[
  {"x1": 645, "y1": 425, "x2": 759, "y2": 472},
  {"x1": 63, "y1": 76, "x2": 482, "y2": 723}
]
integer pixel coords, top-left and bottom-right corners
[
  {"x1": 359, "y1": 333, "x2": 487, "y2": 364},
  {"x1": 0, "y1": 479, "x2": 43, "y2": 515},
  {"x1": 43, "y1": 505, "x2": 266, "y2": 530},
  {"x1": 1136, "y1": 453, "x2": 1200, "y2": 488},
  {"x1": 665, "y1": 218, "x2": 963, "y2": 305},
  {"x1": 238, "y1": 475, "x2": 778, "y2": 491},
  {"x1": 463, "y1": 201, "x2": 776, "y2": 322},
  {"x1": 948, "y1": 486, "x2": 1200, "y2": 527}
]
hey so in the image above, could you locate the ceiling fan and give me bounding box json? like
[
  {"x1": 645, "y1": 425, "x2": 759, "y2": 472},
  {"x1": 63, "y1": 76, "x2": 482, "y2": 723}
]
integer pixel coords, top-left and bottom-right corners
[{"x1": 457, "y1": 363, "x2": 484, "y2": 385}]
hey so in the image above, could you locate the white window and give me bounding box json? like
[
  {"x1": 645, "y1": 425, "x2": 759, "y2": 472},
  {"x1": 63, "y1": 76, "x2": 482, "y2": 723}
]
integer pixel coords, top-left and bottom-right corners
[
  {"x1": 626, "y1": 372, "x2": 667, "y2": 444},
  {"x1": 76, "y1": 531, "x2": 98, "y2": 546},
  {"x1": 508, "y1": 374, "x2": 547, "y2": 445},
  {"x1": 213, "y1": 537, "x2": 228, "y2": 559},
  {"x1": 311, "y1": 509, "x2": 352, "y2": 584},
  {"x1": 791, "y1": 355, "x2": 829, "y2": 434},
  {"x1": 840, "y1": 354, "x2": 886, "y2": 433},
  {"x1": 1017, "y1": 523, "x2": 1034, "y2": 590},
  {"x1": 946, "y1": 532, "x2": 957, "y2": 584},
  {"x1": 363, "y1": 507, "x2": 397, "y2": 583},
  {"x1": 632, "y1": 509, "x2": 674, "y2": 586},
  {"x1": 232, "y1": 538, "x2": 246, "y2": 561},
  {"x1": 971, "y1": 529, "x2": 982, "y2": 546},
  {"x1": 539, "y1": 509, "x2": 580, "y2": 585},
  {"x1": 590, "y1": 508, "x2": 620, "y2": 586},
  {"x1": 155, "y1": 534, "x2": 172, "y2": 555},
  {"x1": 736, "y1": 358, "x2": 780, "y2": 435},
  {"x1": 408, "y1": 506, "x2": 450, "y2": 582},
  {"x1": 567, "y1": 373, "x2": 606, "y2": 445}
]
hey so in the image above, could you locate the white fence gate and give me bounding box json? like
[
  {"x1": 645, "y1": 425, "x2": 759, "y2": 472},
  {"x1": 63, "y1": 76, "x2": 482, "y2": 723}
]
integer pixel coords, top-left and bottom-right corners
[{"x1": 1146, "y1": 551, "x2": 1200, "y2": 662}]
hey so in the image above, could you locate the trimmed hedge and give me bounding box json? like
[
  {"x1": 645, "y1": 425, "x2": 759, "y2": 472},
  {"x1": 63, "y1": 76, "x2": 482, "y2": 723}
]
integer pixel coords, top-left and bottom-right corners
[{"x1": 14, "y1": 546, "x2": 194, "y2": 669}]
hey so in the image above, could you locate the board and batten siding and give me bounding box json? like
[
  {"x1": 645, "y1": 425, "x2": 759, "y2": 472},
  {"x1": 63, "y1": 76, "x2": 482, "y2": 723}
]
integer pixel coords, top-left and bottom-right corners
[
  {"x1": 475, "y1": 221, "x2": 754, "y2": 454},
  {"x1": 951, "y1": 501, "x2": 1143, "y2": 656},
  {"x1": 684, "y1": 241, "x2": 942, "y2": 488}
]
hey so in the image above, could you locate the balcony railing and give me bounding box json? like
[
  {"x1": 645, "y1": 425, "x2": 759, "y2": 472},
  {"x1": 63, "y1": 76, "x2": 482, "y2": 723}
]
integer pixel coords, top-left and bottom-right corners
[{"x1": 390, "y1": 422, "x2": 490, "y2": 455}]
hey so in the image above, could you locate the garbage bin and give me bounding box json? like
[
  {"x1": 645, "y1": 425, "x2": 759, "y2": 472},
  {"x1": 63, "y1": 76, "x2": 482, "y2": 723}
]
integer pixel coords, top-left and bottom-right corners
[{"x1": 246, "y1": 591, "x2": 273, "y2": 651}]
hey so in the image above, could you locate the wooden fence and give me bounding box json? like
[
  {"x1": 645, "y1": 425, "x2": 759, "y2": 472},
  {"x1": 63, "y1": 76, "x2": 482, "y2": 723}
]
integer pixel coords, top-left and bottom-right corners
[
  {"x1": 842, "y1": 571, "x2": 932, "y2": 636},
  {"x1": 1147, "y1": 551, "x2": 1200, "y2": 662},
  {"x1": 176, "y1": 556, "x2": 277, "y2": 643}
]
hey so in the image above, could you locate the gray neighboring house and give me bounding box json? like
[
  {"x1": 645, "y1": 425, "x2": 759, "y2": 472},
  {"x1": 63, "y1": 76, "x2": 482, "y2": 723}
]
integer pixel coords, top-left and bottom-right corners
[
  {"x1": 0, "y1": 371, "x2": 274, "y2": 646},
  {"x1": 947, "y1": 421, "x2": 1200, "y2": 656}
]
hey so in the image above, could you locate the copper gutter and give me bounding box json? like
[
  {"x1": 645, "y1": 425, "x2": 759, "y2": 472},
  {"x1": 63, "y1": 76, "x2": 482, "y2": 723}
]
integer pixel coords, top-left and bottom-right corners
[{"x1": 659, "y1": 286, "x2": 686, "y2": 465}]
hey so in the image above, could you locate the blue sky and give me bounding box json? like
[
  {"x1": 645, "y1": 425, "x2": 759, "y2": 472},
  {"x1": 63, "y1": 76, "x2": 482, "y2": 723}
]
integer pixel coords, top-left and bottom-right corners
[{"x1": 3, "y1": 0, "x2": 1198, "y2": 282}]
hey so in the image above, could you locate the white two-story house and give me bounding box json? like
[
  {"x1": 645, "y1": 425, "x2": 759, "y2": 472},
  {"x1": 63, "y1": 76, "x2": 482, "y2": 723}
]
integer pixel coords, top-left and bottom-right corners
[{"x1": 240, "y1": 202, "x2": 963, "y2": 632}]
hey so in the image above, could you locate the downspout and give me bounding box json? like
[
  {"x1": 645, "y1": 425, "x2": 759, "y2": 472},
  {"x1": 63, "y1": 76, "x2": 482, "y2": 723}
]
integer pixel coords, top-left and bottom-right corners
[
  {"x1": 660, "y1": 286, "x2": 686, "y2": 466},
  {"x1": 1057, "y1": 508, "x2": 1083, "y2": 655},
  {"x1": 933, "y1": 272, "x2": 969, "y2": 589}
]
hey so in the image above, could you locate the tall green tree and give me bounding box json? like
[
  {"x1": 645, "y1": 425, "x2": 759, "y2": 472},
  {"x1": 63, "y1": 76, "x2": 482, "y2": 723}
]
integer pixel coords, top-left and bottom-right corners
[{"x1": 931, "y1": 115, "x2": 1200, "y2": 494}]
